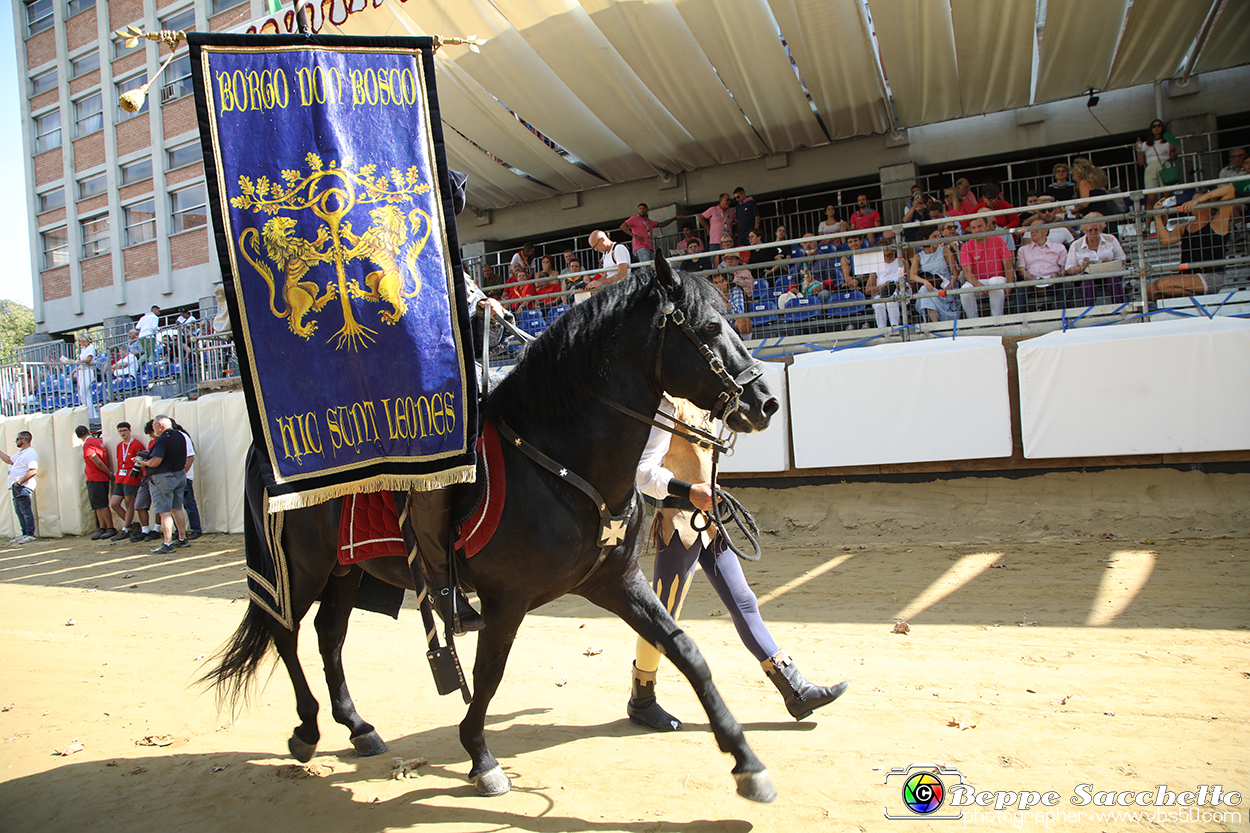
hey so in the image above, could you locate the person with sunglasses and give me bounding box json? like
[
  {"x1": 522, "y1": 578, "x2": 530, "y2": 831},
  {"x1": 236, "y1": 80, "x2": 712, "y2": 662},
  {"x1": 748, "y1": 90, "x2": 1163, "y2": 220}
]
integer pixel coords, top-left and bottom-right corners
[{"x1": 1136, "y1": 119, "x2": 1177, "y2": 211}]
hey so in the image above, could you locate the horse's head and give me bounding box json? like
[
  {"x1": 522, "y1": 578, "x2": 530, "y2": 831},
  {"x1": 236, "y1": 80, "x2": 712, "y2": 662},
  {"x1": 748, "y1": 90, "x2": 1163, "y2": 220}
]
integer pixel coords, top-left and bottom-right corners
[{"x1": 649, "y1": 252, "x2": 778, "y2": 433}]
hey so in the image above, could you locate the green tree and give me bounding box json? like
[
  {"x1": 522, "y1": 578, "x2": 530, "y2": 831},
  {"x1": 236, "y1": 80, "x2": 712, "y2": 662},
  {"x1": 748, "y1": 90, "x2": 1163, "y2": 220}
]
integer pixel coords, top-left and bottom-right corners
[{"x1": 0, "y1": 300, "x2": 36, "y2": 360}]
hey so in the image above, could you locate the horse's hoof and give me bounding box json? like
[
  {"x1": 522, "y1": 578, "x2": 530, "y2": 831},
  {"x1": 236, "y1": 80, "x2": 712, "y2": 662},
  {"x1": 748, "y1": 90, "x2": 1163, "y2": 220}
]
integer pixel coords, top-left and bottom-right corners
[
  {"x1": 350, "y1": 730, "x2": 388, "y2": 757},
  {"x1": 734, "y1": 769, "x2": 777, "y2": 803},
  {"x1": 288, "y1": 735, "x2": 317, "y2": 763},
  {"x1": 471, "y1": 765, "x2": 511, "y2": 797}
]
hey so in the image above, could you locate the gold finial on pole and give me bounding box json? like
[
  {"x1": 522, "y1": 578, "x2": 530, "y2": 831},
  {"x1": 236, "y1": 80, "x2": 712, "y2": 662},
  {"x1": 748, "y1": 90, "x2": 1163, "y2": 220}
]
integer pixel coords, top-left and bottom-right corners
[
  {"x1": 432, "y1": 35, "x2": 485, "y2": 53},
  {"x1": 112, "y1": 26, "x2": 188, "y2": 113}
]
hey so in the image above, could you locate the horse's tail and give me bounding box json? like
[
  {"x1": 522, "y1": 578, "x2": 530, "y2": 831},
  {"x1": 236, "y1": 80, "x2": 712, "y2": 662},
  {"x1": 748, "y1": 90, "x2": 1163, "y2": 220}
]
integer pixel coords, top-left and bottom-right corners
[{"x1": 196, "y1": 602, "x2": 275, "y2": 714}]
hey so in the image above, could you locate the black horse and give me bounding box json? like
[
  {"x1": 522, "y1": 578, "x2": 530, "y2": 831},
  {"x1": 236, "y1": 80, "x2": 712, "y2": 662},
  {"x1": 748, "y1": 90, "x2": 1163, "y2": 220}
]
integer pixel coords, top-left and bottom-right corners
[{"x1": 203, "y1": 254, "x2": 780, "y2": 801}]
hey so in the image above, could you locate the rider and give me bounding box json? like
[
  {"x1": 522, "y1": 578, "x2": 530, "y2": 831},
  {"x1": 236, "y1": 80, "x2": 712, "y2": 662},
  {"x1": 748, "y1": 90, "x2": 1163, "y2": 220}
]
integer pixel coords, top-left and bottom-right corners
[{"x1": 626, "y1": 395, "x2": 848, "y2": 728}]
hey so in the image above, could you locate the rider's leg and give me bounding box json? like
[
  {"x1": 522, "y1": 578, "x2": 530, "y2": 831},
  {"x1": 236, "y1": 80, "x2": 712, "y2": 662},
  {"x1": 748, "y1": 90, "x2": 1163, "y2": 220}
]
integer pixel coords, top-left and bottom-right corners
[
  {"x1": 408, "y1": 487, "x2": 482, "y2": 635},
  {"x1": 628, "y1": 530, "x2": 700, "y2": 731}
]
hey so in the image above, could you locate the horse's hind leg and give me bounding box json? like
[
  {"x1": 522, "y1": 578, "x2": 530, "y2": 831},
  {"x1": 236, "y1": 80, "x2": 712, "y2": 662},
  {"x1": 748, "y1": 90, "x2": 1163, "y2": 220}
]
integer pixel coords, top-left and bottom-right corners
[
  {"x1": 271, "y1": 623, "x2": 321, "y2": 763},
  {"x1": 459, "y1": 601, "x2": 528, "y2": 797},
  {"x1": 586, "y1": 569, "x2": 776, "y2": 803},
  {"x1": 314, "y1": 568, "x2": 388, "y2": 757}
]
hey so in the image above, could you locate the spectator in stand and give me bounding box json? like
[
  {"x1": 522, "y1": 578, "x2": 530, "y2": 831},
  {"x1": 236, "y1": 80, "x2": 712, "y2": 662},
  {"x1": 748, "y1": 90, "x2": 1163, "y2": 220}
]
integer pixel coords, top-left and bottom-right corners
[
  {"x1": 972, "y1": 180, "x2": 1020, "y2": 229},
  {"x1": 561, "y1": 250, "x2": 576, "y2": 273},
  {"x1": 138, "y1": 414, "x2": 190, "y2": 554},
  {"x1": 838, "y1": 234, "x2": 866, "y2": 292},
  {"x1": 587, "y1": 230, "x2": 631, "y2": 289},
  {"x1": 76, "y1": 425, "x2": 115, "y2": 540},
  {"x1": 817, "y1": 205, "x2": 847, "y2": 237},
  {"x1": 1046, "y1": 163, "x2": 1077, "y2": 207},
  {"x1": 721, "y1": 250, "x2": 755, "y2": 298},
  {"x1": 732, "y1": 187, "x2": 760, "y2": 245},
  {"x1": 902, "y1": 187, "x2": 930, "y2": 242},
  {"x1": 136, "y1": 305, "x2": 160, "y2": 366},
  {"x1": 1033, "y1": 196, "x2": 1075, "y2": 246},
  {"x1": 503, "y1": 261, "x2": 535, "y2": 309},
  {"x1": 959, "y1": 210, "x2": 1013, "y2": 318},
  {"x1": 789, "y1": 234, "x2": 842, "y2": 289},
  {"x1": 621, "y1": 203, "x2": 678, "y2": 263},
  {"x1": 110, "y1": 347, "x2": 138, "y2": 379},
  {"x1": 125, "y1": 328, "x2": 142, "y2": 359},
  {"x1": 848, "y1": 194, "x2": 882, "y2": 245},
  {"x1": 709, "y1": 269, "x2": 750, "y2": 337},
  {"x1": 1136, "y1": 119, "x2": 1177, "y2": 211},
  {"x1": 563, "y1": 259, "x2": 586, "y2": 293},
  {"x1": 60, "y1": 332, "x2": 99, "y2": 421},
  {"x1": 674, "y1": 225, "x2": 699, "y2": 253},
  {"x1": 1071, "y1": 158, "x2": 1117, "y2": 224},
  {"x1": 1063, "y1": 212, "x2": 1126, "y2": 307},
  {"x1": 712, "y1": 233, "x2": 740, "y2": 270},
  {"x1": 950, "y1": 178, "x2": 978, "y2": 216},
  {"x1": 1013, "y1": 217, "x2": 1069, "y2": 313},
  {"x1": 1139, "y1": 185, "x2": 1239, "y2": 303},
  {"x1": 754, "y1": 227, "x2": 785, "y2": 281},
  {"x1": 910, "y1": 227, "x2": 962, "y2": 322},
  {"x1": 698, "y1": 194, "x2": 734, "y2": 251},
  {"x1": 1218, "y1": 148, "x2": 1247, "y2": 180},
  {"x1": 1, "y1": 430, "x2": 38, "y2": 544},
  {"x1": 865, "y1": 232, "x2": 903, "y2": 329},
  {"x1": 478, "y1": 262, "x2": 497, "y2": 292},
  {"x1": 532, "y1": 255, "x2": 564, "y2": 308},
  {"x1": 681, "y1": 238, "x2": 710, "y2": 272},
  {"x1": 510, "y1": 241, "x2": 535, "y2": 279},
  {"x1": 745, "y1": 229, "x2": 766, "y2": 264},
  {"x1": 111, "y1": 422, "x2": 143, "y2": 541},
  {"x1": 1018, "y1": 192, "x2": 1042, "y2": 226}
]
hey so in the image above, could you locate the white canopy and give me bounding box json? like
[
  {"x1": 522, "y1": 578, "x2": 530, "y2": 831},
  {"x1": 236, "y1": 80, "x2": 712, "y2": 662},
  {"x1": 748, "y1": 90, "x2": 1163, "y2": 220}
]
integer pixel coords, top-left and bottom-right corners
[{"x1": 243, "y1": 0, "x2": 1249, "y2": 210}]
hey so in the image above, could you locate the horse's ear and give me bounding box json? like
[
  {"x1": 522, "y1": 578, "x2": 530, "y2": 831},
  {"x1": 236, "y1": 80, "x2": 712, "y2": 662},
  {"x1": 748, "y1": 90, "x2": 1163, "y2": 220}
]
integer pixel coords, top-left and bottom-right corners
[{"x1": 654, "y1": 249, "x2": 679, "y2": 294}]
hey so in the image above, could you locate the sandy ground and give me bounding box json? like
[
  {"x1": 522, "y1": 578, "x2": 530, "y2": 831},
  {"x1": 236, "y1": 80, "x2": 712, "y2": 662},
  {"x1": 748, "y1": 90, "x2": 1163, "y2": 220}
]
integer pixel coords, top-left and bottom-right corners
[{"x1": 1, "y1": 470, "x2": 1248, "y2": 833}]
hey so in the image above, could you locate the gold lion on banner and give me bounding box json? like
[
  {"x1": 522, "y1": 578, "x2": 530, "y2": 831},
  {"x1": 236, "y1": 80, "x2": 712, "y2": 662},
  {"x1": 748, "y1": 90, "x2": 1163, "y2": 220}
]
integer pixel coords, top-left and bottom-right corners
[{"x1": 231, "y1": 154, "x2": 435, "y2": 351}]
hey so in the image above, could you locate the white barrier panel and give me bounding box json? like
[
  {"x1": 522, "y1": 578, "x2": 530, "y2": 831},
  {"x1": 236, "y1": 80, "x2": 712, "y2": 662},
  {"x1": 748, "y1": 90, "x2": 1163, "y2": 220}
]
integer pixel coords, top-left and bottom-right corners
[
  {"x1": 52, "y1": 405, "x2": 92, "y2": 537},
  {"x1": 719, "y1": 361, "x2": 790, "y2": 473},
  {"x1": 24, "y1": 412, "x2": 62, "y2": 537},
  {"x1": 788, "y1": 337, "x2": 1012, "y2": 468},
  {"x1": 1018, "y1": 317, "x2": 1250, "y2": 458},
  {"x1": 196, "y1": 391, "x2": 249, "y2": 533}
]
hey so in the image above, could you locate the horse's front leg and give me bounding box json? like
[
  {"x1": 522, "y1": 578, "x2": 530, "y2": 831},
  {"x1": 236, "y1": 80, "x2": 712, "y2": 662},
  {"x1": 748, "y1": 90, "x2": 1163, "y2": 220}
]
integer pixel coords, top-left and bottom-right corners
[
  {"x1": 459, "y1": 598, "x2": 527, "y2": 797},
  {"x1": 313, "y1": 567, "x2": 388, "y2": 756},
  {"x1": 586, "y1": 568, "x2": 777, "y2": 803}
]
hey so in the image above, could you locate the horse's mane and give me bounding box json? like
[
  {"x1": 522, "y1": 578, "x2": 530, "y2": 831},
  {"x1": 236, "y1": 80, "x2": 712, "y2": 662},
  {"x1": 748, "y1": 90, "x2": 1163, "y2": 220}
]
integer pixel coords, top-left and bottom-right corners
[{"x1": 483, "y1": 265, "x2": 724, "y2": 426}]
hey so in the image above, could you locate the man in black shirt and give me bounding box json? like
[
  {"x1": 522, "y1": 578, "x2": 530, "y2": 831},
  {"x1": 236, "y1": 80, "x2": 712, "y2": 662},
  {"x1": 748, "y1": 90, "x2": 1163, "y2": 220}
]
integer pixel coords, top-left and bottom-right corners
[{"x1": 140, "y1": 414, "x2": 190, "y2": 554}]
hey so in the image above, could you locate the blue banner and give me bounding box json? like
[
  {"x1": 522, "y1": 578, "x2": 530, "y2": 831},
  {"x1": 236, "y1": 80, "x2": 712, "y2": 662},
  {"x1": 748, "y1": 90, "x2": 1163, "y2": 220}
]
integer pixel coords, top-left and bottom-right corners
[{"x1": 190, "y1": 35, "x2": 477, "y2": 510}]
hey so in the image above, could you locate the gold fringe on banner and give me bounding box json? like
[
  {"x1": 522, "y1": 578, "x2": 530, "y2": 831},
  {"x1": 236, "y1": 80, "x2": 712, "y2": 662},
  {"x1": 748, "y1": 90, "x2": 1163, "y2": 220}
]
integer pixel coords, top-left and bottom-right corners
[{"x1": 264, "y1": 465, "x2": 477, "y2": 514}]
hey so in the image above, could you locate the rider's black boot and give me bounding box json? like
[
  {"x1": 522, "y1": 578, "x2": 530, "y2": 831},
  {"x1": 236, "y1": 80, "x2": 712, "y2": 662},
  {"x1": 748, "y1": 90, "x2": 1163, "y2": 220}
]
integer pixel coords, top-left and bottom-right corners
[
  {"x1": 626, "y1": 662, "x2": 682, "y2": 731},
  {"x1": 409, "y1": 488, "x2": 483, "y2": 635},
  {"x1": 763, "y1": 650, "x2": 848, "y2": 721}
]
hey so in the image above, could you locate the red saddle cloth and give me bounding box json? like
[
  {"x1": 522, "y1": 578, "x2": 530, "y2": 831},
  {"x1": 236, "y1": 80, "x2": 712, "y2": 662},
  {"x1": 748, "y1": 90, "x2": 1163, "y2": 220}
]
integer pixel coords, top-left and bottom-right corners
[
  {"x1": 455, "y1": 420, "x2": 506, "y2": 558},
  {"x1": 338, "y1": 491, "x2": 407, "y2": 565}
]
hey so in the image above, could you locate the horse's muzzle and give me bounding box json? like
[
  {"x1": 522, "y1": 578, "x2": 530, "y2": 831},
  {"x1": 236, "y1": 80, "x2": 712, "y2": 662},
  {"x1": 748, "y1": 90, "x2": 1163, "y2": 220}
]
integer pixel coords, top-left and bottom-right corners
[{"x1": 726, "y1": 387, "x2": 778, "y2": 434}]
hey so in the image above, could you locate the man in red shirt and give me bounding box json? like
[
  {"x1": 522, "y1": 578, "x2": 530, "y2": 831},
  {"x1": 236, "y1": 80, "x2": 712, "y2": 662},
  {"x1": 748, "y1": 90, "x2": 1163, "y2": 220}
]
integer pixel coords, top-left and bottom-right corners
[
  {"x1": 848, "y1": 194, "x2": 882, "y2": 245},
  {"x1": 958, "y1": 210, "x2": 1014, "y2": 318},
  {"x1": 620, "y1": 203, "x2": 678, "y2": 264},
  {"x1": 111, "y1": 421, "x2": 144, "y2": 540},
  {"x1": 76, "y1": 425, "x2": 115, "y2": 540},
  {"x1": 971, "y1": 180, "x2": 1020, "y2": 230}
]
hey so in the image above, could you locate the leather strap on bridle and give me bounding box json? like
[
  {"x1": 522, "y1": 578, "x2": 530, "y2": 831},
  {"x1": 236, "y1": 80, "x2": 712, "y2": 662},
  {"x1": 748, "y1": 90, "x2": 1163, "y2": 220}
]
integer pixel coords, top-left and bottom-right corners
[{"x1": 496, "y1": 418, "x2": 636, "y2": 589}]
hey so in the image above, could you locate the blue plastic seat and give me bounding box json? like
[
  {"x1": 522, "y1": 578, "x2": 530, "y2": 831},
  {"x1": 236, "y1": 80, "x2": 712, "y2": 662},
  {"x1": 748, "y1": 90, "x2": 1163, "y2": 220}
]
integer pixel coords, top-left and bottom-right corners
[
  {"x1": 750, "y1": 300, "x2": 779, "y2": 325},
  {"x1": 753, "y1": 277, "x2": 772, "y2": 300},
  {"x1": 826, "y1": 290, "x2": 868, "y2": 317},
  {"x1": 783, "y1": 296, "x2": 822, "y2": 323},
  {"x1": 546, "y1": 304, "x2": 571, "y2": 325}
]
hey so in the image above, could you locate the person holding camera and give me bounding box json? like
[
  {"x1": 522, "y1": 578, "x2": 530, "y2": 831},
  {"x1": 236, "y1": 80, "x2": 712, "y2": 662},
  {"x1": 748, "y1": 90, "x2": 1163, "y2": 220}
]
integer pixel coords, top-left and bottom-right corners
[
  {"x1": 138, "y1": 415, "x2": 190, "y2": 554},
  {"x1": 127, "y1": 421, "x2": 161, "y2": 543}
]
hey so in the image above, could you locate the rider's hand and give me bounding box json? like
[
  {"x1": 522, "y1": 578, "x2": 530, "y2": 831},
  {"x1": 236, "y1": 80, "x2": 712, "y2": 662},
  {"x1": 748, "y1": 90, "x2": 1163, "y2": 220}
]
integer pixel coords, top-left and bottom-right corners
[{"x1": 690, "y1": 482, "x2": 714, "y2": 512}]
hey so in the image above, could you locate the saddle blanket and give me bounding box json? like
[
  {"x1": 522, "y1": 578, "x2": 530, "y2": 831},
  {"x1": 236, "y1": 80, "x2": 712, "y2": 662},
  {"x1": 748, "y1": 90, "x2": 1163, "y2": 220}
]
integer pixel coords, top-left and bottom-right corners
[
  {"x1": 338, "y1": 492, "x2": 406, "y2": 565},
  {"x1": 455, "y1": 420, "x2": 506, "y2": 558}
]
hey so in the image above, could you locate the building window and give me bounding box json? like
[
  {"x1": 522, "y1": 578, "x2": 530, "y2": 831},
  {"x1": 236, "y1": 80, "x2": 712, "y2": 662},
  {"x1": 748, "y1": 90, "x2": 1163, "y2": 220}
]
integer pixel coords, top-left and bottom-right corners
[
  {"x1": 67, "y1": 0, "x2": 95, "y2": 16},
  {"x1": 26, "y1": 0, "x2": 53, "y2": 36},
  {"x1": 161, "y1": 55, "x2": 193, "y2": 103},
  {"x1": 69, "y1": 51, "x2": 100, "y2": 78},
  {"x1": 42, "y1": 227, "x2": 69, "y2": 269},
  {"x1": 78, "y1": 172, "x2": 107, "y2": 198},
  {"x1": 167, "y1": 142, "x2": 200, "y2": 170},
  {"x1": 31, "y1": 67, "x2": 57, "y2": 96},
  {"x1": 34, "y1": 110, "x2": 61, "y2": 153},
  {"x1": 209, "y1": 0, "x2": 247, "y2": 15},
  {"x1": 160, "y1": 6, "x2": 195, "y2": 30},
  {"x1": 124, "y1": 199, "x2": 156, "y2": 246},
  {"x1": 81, "y1": 213, "x2": 110, "y2": 258},
  {"x1": 74, "y1": 92, "x2": 103, "y2": 137},
  {"x1": 39, "y1": 187, "x2": 65, "y2": 212},
  {"x1": 120, "y1": 157, "x2": 152, "y2": 185},
  {"x1": 171, "y1": 184, "x2": 207, "y2": 233},
  {"x1": 116, "y1": 74, "x2": 148, "y2": 119}
]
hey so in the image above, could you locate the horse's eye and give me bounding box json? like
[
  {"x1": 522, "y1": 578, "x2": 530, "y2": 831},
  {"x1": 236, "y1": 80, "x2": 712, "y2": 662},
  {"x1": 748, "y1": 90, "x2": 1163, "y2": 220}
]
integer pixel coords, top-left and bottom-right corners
[{"x1": 704, "y1": 321, "x2": 721, "y2": 336}]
